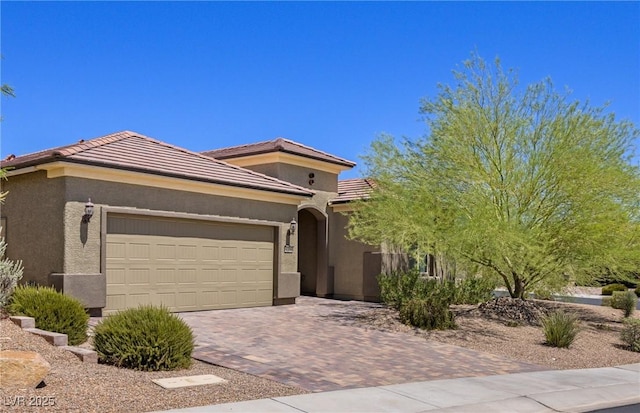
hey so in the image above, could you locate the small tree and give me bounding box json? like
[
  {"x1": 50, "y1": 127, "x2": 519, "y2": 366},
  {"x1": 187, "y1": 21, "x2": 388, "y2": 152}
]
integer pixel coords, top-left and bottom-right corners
[{"x1": 349, "y1": 54, "x2": 640, "y2": 299}]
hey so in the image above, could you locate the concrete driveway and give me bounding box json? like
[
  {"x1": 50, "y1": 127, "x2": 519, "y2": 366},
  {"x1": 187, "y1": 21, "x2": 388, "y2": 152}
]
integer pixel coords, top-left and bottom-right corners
[{"x1": 179, "y1": 297, "x2": 544, "y2": 392}]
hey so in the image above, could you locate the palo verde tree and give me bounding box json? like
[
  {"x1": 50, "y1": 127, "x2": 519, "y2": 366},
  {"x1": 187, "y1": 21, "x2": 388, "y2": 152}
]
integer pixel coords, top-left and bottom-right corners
[{"x1": 349, "y1": 54, "x2": 640, "y2": 299}]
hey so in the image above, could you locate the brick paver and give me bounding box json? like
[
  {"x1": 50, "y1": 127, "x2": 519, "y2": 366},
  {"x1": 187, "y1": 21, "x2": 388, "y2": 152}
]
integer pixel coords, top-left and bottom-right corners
[{"x1": 179, "y1": 297, "x2": 546, "y2": 392}]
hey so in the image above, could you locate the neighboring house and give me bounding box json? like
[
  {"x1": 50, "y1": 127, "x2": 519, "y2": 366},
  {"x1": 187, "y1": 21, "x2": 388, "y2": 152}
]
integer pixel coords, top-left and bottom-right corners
[{"x1": 0, "y1": 131, "x2": 382, "y2": 315}]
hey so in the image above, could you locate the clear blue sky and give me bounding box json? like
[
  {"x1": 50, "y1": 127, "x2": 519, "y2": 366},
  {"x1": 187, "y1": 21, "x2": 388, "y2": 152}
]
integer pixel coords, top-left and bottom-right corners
[{"x1": 1, "y1": 1, "x2": 638, "y2": 179}]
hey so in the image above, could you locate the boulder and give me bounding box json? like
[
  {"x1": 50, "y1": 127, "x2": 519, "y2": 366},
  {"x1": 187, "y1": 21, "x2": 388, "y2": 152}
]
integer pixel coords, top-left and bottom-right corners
[{"x1": 0, "y1": 350, "x2": 51, "y2": 389}]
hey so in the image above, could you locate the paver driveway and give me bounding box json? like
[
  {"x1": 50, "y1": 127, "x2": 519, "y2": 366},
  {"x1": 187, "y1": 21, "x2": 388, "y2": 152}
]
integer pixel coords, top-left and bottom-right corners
[{"x1": 179, "y1": 297, "x2": 545, "y2": 392}]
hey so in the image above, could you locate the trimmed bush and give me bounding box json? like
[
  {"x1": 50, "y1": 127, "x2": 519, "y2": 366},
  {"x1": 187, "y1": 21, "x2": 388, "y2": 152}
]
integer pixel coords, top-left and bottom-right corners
[
  {"x1": 601, "y1": 283, "x2": 628, "y2": 296},
  {"x1": 620, "y1": 318, "x2": 640, "y2": 352},
  {"x1": 610, "y1": 291, "x2": 638, "y2": 318},
  {"x1": 8, "y1": 285, "x2": 88, "y2": 345},
  {"x1": 93, "y1": 305, "x2": 194, "y2": 371},
  {"x1": 542, "y1": 310, "x2": 579, "y2": 348},
  {"x1": 399, "y1": 297, "x2": 455, "y2": 330}
]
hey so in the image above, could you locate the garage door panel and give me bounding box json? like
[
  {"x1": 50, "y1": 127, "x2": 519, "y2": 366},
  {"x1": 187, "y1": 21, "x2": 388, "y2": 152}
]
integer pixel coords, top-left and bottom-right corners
[
  {"x1": 106, "y1": 295, "x2": 126, "y2": 311},
  {"x1": 155, "y1": 244, "x2": 176, "y2": 260},
  {"x1": 177, "y1": 245, "x2": 197, "y2": 261},
  {"x1": 128, "y1": 268, "x2": 151, "y2": 286},
  {"x1": 156, "y1": 268, "x2": 177, "y2": 285},
  {"x1": 128, "y1": 293, "x2": 152, "y2": 307},
  {"x1": 128, "y1": 243, "x2": 151, "y2": 260},
  {"x1": 177, "y1": 268, "x2": 198, "y2": 284},
  {"x1": 107, "y1": 242, "x2": 126, "y2": 259},
  {"x1": 200, "y1": 245, "x2": 220, "y2": 259},
  {"x1": 106, "y1": 223, "x2": 274, "y2": 314},
  {"x1": 108, "y1": 268, "x2": 126, "y2": 285},
  {"x1": 220, "y1": 246, "x2": 238, "y2": 261},
  {"x1": 200, "y1": 270, "x2": 218, "y2": 284},
  {"x1": 155, "y1": 292, "x2": 176, "y2": 308},
  {"x1": 257, "y1": 247, "x2": 273, "y2": 262}
]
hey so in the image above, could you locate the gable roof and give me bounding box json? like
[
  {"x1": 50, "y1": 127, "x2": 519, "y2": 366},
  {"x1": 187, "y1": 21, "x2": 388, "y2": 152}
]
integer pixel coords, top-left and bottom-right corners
[
  {"x1": 1, "y1": 131, "x2": 313, "y2": 197},
  {"x1": 330, "y1": 178, "x2": 376, "y2": 204},
  {"x1": 201, "y1": 137, "x2": 356, "y2": 168}
]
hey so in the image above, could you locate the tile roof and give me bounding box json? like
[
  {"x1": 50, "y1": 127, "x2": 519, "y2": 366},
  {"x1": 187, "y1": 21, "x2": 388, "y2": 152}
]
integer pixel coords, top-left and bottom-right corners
[
  {"x1": 330, "y1": 178, "x2": 376, "y2": 204},
  {"x1": 1, "y1": 131, "x2": 313, "y2": 197},
  {"x1": 201, "y1": 137, "x2": 356, "y2": 168}
]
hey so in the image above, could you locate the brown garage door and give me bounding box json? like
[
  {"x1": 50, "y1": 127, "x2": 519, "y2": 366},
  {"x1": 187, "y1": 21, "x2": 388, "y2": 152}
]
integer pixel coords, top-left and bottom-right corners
[{"x1": 105, "y1": 215, "x2": 274, "y2": 314}]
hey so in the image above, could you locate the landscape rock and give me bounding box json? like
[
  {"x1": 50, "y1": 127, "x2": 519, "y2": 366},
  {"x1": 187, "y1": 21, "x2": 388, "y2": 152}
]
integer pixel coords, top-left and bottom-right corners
[
  {"x1": 478, "y1": 297, "x2": 547, "y2": 326},
  {"x1": 0, "y1": 350, "x2": 51, "y2": 389}
]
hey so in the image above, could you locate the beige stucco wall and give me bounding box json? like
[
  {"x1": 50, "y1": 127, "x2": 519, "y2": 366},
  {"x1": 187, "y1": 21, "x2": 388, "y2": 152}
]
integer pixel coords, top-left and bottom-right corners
[
  {"x1": 241, "y1": 163, "x2": 339, "y2": 192},
  {"x1": 62, "y1": 176, "x2": 301, "y2": 277},
  {"x1": 63, "y1": 201, "x2": 102, "y2": 274},
  {"x1": 3, "y1": 172, "x2": 303, "y2": 306},
  {"x1": 3, "y1": 166, "x2": 381, "y2": 305},
  {"x1": 328, "y1": 209, "x2": 380, "y2": 300},
  {"x1": 63, "y1": 176, "x2": 299, "y2": 223},
  {"x1": 1, "y1": 171, "x2": 65, "y2": 285}
]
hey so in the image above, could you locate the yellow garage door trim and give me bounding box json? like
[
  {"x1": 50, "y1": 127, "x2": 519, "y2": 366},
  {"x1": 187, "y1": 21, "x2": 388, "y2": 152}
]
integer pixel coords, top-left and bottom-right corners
[{"x1": 105, "y1": 231, "x2": 274, "y2": 314}]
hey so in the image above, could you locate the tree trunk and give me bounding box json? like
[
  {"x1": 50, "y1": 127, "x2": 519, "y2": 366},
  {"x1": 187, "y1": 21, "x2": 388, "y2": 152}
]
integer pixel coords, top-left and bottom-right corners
[{"x1": 513, "y1": 277, "x2": 526, "y2": 299}]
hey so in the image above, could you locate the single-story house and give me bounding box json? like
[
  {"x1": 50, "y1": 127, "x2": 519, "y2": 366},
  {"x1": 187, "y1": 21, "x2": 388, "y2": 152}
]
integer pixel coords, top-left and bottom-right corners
[{"x1": 0, "y1": 131, "x2": 383, "y2": 315}]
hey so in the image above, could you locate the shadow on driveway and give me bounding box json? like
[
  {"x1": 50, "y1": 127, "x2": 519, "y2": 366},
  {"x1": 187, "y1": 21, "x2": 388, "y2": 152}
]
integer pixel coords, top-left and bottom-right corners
[{"x1": 180, "y1": 297, "x2": 545, "y2": 392}]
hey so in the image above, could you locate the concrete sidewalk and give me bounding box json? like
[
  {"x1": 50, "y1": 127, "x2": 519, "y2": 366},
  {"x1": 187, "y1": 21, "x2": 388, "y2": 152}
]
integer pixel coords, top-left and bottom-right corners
[{"x1": 156, "y1": 364, "x2": 640, "y2": 413}]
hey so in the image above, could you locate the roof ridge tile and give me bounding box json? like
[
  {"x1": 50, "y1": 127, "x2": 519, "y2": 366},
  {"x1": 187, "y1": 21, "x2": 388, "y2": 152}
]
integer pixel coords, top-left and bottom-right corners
[{"x1": 202, "y1": 136, "x2": 355, "y2": 167}]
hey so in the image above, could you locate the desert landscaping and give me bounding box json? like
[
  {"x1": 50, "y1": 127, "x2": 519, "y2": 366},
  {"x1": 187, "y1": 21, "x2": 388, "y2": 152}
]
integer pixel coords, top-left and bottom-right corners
[{"x1": 2, "y1": 291, "x2": 639, "y2": 413}]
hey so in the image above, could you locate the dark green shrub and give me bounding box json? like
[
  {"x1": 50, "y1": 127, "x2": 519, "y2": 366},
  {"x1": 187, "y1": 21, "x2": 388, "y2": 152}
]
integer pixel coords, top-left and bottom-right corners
[
  {"x1": 601, "y1": 283, "x2": 628, "y2": 296},
  {"x1": 542, "y1": 310, "x2": 579, "y2": 348},
  {"x1": 453, "y1": 277, "x2": 496, "y2": 304},
  {"x1": 93, "y1": 305, "x2": 194, "y2": 371},
  {"x1": 377, "y1": 269, "x2": 421, "y2": 310},
  {"x1": 620, "y1": 318, "x2": 640, "y2": 352},
  {"x1": 8, "y1": 285, "x2": 88, "y2": 345},
  {"x1": 611, "y1": 291, "x2": 638, "y2": 318},
  {"x1": 423, "y1": 279, "x2": 456, "y2": 303},
  {"x1": 399, "y1": 297, "x2": 455, "y2": 330},
  {"x1": 635, "y1": 286, "x2": 640, "y2": 298},
  {"x1": 378, "y1": 270, "x2": 496, "y2": 308}
]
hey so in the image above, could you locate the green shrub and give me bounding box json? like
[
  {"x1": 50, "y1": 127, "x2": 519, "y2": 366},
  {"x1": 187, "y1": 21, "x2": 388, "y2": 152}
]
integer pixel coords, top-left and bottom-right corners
[
  {"x1": 601, "y1": 283, "x2": 628, "y2": 296},
  {"x1": 378, "y1": 270, "x2": 496, "y2": 309},
  {"x1": 8, "y1": 285, "x2": 88, "y2": 345},
  {"x1": 542, "y1": 310, "x2": 579, "y2": 348},
  {"x1": 399, "y1": 297, "x2": 455, "y2": 330},
  {"x1": 635, "y1": 286, "x2": 640, "y2": 298},
  {"x1": 453, "y1": 277, "x2": 496, "y2": 304},
  {"x1": 377, "y1": 269, "x2": 422, "y2": 310},
  {"x1": 610, "y1": 291, "x2": 638, "y2": 318},
  {"x1": 93, "y1": 305, "x2": 194, "y2": 371},
  {"x1": 620, "y1": 318, "x2": 640, "y2": 352}
]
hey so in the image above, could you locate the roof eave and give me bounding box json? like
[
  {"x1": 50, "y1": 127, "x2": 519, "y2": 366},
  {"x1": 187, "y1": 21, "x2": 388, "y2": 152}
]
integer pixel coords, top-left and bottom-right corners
[{"x1": 6, "y1": 158, "x2": 314, "y2": 198}]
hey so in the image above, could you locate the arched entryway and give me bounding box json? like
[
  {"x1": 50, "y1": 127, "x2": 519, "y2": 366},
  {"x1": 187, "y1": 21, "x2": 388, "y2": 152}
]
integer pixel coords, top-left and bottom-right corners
[{"x1": 297, "y1": 207, "x2": 330, "y2": 297}]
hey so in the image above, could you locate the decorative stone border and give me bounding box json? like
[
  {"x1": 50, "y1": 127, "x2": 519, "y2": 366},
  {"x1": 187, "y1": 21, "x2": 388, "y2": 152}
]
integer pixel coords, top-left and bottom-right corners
[{"x1": 9, "y1": 316, "x2": 98, "y2": 363}]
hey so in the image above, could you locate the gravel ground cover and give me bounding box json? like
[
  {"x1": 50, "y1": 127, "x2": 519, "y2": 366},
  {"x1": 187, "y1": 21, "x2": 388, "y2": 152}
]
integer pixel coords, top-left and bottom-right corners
[
  {"x1": 1, "y1": 292, "x2": 639, "y2": 412},
  {"x1": 0, "y1": 319, "x2": 305, "y2": 413},
  {"x1": 352, "y1": 298, "x2": 640, "y2": 370}
]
